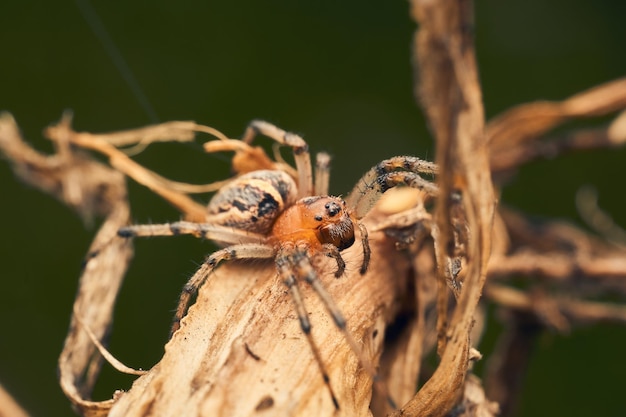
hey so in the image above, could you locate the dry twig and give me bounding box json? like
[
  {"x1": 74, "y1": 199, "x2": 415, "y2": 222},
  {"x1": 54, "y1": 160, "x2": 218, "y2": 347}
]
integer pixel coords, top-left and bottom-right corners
[
  {"x1": 0, "y1": 113, "x2": 132, "y2": 417},
  {"x1": 387, "y1": 1, "x2": 496, "y2": 416},
  {"x1": 0, "y1": 383, "x2": 30, "y2": 417}
]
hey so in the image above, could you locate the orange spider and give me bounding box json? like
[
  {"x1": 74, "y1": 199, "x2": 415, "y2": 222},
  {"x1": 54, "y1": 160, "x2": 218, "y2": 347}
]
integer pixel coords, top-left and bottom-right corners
[{"x1": 79, "y1": 120, "x2": 439, "y2": 408}]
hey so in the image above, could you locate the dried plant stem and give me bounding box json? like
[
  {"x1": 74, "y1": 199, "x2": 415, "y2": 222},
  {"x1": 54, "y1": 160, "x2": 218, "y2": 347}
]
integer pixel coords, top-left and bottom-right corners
[
  {"x1": 392, "y1": 0, "x2": 495, "y2": 416},
  {"x1": 487, "y1": 78, "x2": 626, "y2": 173},
  {"x1": 0, "y1": 113, "x2": 133, "y2": 417},
  {"x1": 0, "y1": 383, "x2": 30, "y2": 417},
  {"x1": 486, "y1": 284, "x2": 626, "y2": 326}
]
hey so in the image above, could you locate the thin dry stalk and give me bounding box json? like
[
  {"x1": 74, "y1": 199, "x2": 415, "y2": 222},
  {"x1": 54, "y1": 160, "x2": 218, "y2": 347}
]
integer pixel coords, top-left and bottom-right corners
[
  {"x1": 487, "y1": 78, "x2": 626, "y2": 173},
  {"x1": 389, "y1": 1, "x2": 496, "y2": 416},
  {"x1": 0, "y1": 113, "x2": 133, "y2": 417},
  {"x1": 480, "y1": 47, "x2": 626, "y2": 417},
  {"x1": 0, "y1": 383, "x2": 30, "y2": 417}
]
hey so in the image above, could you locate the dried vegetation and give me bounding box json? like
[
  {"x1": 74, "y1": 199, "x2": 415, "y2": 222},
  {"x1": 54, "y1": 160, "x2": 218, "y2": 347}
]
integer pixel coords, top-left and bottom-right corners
[{"x1": 1, "y1": 0, "x2": 626, "y2": 416}]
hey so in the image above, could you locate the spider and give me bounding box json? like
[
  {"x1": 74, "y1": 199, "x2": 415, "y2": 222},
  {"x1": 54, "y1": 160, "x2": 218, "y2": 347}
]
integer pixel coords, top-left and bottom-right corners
[{"x1": 81, "y1": 120, "x2": 438, "y2": 409}]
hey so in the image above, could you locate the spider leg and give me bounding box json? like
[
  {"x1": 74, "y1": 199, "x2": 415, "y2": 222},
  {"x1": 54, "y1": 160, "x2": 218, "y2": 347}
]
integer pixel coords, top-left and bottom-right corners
[
  {"x1": 346, "y1": 156, "x2": 439, "y2": 220},
  {"x1": 321, "y1": 243, "x2": 345, "y2": 277},
  {"x1": 314, "y1": 152, "x2": 331, "y2": 196},
  {"x1": 276, "y1": 252, "x2": 340, "y2": 410},
  {"x1": 241, "y1": 120, "x2": 314, "y2": 198},
  {"x1": 290, "y1": 251, "x2": 388, "y2": 402},
  {"x1": 118, "y1": 221, "x2": 265, "y2": 244},
  {"x1": 171, "y1": 243, "x2": 275, "y2": 335}
]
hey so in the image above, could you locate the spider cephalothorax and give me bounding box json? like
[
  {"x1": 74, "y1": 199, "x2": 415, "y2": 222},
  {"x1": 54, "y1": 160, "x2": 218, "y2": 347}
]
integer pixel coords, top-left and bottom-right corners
[
  {"x1": 112, "y1": 120, "x2": 438, "y2": 408},
  {"x1": 271, "y1": 196, "x2": 356, "y2": 255}
]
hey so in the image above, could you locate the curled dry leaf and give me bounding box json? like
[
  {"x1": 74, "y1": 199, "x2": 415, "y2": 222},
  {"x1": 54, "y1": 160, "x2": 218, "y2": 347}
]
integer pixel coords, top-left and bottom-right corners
[
  {"x1": 391, "y1": 0, "x2": 495, "y2": 416},
  {"x1": 0, "y1": 113, "x2": 133, "y2": 417},
  {"x1": 487, "y1": 78, "x2": 626, "y2": 173},
  {"x1": 0, "y1": 382, "x2": 30, "y2": 417}
]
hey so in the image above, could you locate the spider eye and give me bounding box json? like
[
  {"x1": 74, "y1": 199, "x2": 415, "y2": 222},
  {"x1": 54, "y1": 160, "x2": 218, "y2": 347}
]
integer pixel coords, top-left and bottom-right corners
[
  {"x1": 314, "y1": 215, "x2": 323, "y2": 221},
  {"x1": 324, "y1": 201, "x2": 341, "y2": 217}
]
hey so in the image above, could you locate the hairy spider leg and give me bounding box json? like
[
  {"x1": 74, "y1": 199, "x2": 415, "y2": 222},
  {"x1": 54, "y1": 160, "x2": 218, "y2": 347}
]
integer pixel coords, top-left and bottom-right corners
[
  {"x1": 320, "y1": 243, "x2": 346, "y2": 277},
  {"x1": 348, "y1": 171, "x2": 439, "y2": 223},
  {"x1": 241, "y1": 120, "x2": 314, "y2": 198},
  {"x1": 288, "y1": 249, "x2": 390, "y2": 408},
  {"x1": 117, "y1": 223, "x2": 273, "y2": 333},
  {"x1": 118, "y1": 221, "x2": 265, "y2": 244},
  {"x1": 276, "y1": 251, "x2": 340, "y2": 410},
  {"x1": 346, "y1": 156, "x2": 439, "y2": 220},
  {"x1": 170, "y1": 243, "x2": 275, "y2": 334},
  {"x1": 314, "y1": 152, "x2": 331, "y2": 196}
]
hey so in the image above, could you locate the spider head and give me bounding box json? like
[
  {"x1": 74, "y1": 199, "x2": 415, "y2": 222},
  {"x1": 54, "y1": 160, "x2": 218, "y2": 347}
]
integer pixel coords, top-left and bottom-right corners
[
  {"x1": 307, "y1": 196, "x2": 356, "y2": 250},
  {"x1": 270, "y1": 196, "x2": 356, "y2": 251}
]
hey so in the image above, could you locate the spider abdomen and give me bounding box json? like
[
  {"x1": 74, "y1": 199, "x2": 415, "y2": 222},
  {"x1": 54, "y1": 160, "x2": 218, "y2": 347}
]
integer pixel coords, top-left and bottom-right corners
[
  {"x1": 207, "y1": 170, "x2": 297, "y2": 235},
  {"x1": 270, "y1": 195, "x2": 356, "y2": 250}
]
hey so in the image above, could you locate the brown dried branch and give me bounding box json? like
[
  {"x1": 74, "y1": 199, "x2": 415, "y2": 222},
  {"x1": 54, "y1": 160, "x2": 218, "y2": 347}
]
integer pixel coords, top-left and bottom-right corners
[
  {"x1": 0, "y1": 113, "x2": 133, "y2": 417},
  {"x1": 485, "y1": 284, "x2": 626, "y2": 327},
  {"x1": 488, "y1": 78, "x2": 626, "y2": 149},
  {"x1": 0, "y1": 383, "x2": 30, "y2": 417},
  {"x1": 487, "y1": 79, "x2": 626, "y2": 173},
  {"x1": 576, "y1": 185, "x2": 626, "y2": 246},
  {"x1": 391, "y1": 0, "x2": 495, "y2": 416},
  {"x1": 482, "y1": 190, "x2": 626, "y2": 412},
  {"x1": 45, "y1": 120, "x2": 214, "y2": 222},
  {"x1": 450, "y1": 374, "x2": 500, "y2": 417},
  {"x1": 489, "y1": 251, "x2": 626, "y2": 290},
  {"x1": 489, "y1": 208, "x2": 626, "y2": 294},
  {"x1": 372, "y1": 239, "x2": 439, "y2": 417},
  {"x1": 481, "y1": 73, "x2": 626, "y2": 417},
  {"x1": 483, "y1": 311, "x2": 540, "y2": 417},
  {"x1": 490, "y1": 123, "x2": 625, "y2": 174}
]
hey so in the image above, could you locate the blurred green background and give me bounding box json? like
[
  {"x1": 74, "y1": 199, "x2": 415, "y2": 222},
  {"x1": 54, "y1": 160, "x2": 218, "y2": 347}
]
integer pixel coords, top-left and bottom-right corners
[{"x1": 1, "y1": 1, "x2": 625, "y2": 416}]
